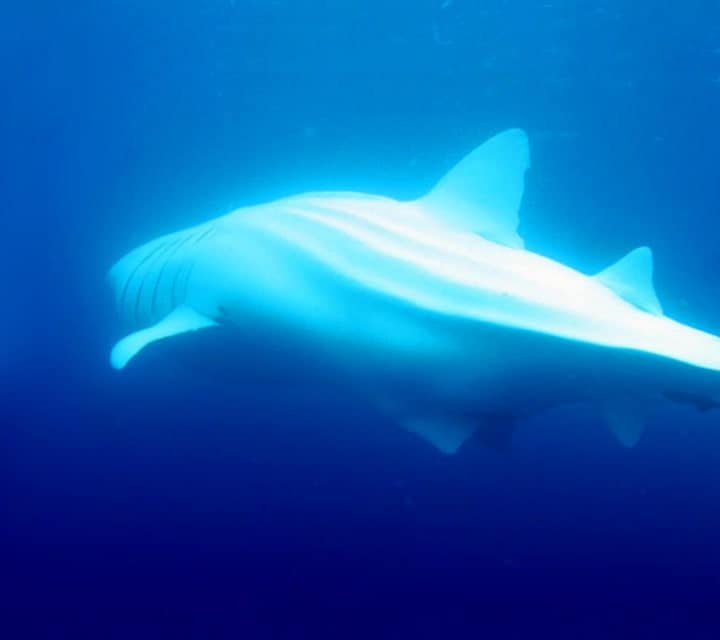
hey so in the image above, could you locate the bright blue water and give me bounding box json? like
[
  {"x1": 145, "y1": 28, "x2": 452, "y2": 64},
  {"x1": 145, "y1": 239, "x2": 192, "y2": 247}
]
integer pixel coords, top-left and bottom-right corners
[{"x1": 5, "y1": 1, "x2": 720, "y2": 636}]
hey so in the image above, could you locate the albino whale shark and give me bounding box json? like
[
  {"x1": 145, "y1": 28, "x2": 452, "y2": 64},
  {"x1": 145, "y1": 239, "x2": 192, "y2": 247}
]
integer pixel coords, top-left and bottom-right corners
[{"x1": 108, "y1": 129, "x2": 720, "y2": 453}]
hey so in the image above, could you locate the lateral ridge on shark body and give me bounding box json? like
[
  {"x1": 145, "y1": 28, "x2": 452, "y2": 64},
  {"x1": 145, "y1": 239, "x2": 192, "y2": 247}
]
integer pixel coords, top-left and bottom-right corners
[{"x1": 108, "y1": 130, "x2": 720, "y2": 453}]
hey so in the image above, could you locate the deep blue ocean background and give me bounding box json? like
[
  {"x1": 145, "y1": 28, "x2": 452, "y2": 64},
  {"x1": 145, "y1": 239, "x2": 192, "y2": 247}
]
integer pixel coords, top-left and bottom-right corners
[{"x1": 5, "y1": 1, "x2": 720, "y2": 636}]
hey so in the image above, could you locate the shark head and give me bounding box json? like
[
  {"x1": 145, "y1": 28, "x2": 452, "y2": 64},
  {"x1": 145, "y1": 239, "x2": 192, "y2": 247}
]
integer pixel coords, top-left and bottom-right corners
[{"x1": 108, "y1": 225, "x2": 217, "y2": 329}]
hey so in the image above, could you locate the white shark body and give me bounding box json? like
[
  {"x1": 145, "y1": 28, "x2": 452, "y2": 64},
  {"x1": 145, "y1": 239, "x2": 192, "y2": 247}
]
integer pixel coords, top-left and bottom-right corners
[{"x1": 108, "y1": 130, "x2": 720, "y2": 452}]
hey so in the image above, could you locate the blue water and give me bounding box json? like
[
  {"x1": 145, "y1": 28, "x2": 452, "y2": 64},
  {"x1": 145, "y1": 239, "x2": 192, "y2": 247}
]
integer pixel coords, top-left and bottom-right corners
[{"x1": 5, "y1": 1, "x2": 720, "y2": 636}]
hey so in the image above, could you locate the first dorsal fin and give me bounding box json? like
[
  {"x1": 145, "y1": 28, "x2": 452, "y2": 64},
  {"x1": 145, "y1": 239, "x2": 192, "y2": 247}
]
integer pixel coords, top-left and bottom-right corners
[
  {"x1": 594, "y1": 246, "x2": 663, "y2": 315},
  {"x1": 417, "y1": 129, "x2": 530, "y2": 248}
]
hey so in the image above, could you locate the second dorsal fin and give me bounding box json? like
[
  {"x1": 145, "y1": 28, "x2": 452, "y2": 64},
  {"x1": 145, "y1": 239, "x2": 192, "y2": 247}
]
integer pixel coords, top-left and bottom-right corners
[{"x1": 594, "y1": 246, "x2": 663, "y2": 315}]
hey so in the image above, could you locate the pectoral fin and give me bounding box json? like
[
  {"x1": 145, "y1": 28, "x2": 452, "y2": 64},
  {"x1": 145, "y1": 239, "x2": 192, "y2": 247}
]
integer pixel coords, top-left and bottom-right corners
[{"x1": 110, "y1": 305, "x2": 217, "y2": 370}]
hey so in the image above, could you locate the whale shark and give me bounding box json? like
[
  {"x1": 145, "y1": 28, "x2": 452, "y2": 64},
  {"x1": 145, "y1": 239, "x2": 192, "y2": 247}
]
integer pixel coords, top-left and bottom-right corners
[{"x1": 108, "y1": 129, "x2": 720, "y2": 453}]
